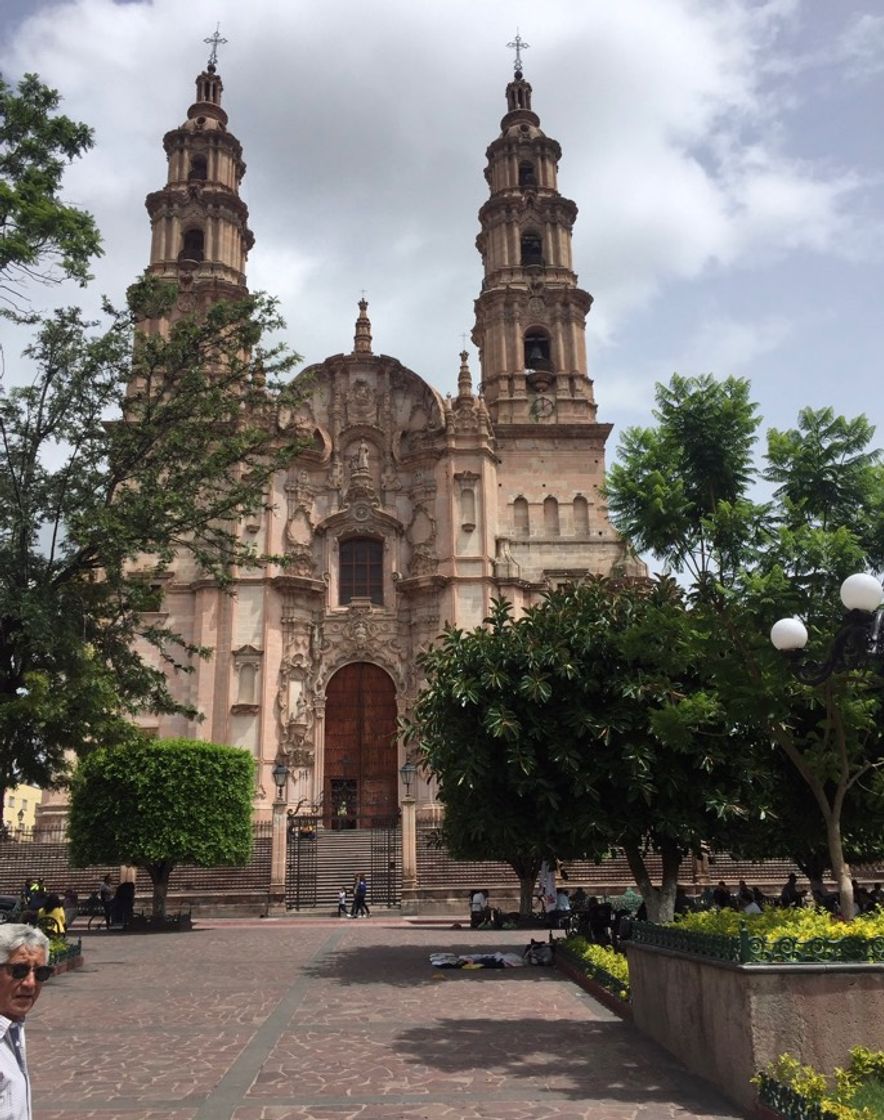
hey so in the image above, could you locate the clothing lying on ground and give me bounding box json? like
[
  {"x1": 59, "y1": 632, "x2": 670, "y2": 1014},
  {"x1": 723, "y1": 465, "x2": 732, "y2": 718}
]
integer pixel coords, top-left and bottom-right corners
[{"x1": 429, "y1": 952, "x2": 526, "y2": 969}]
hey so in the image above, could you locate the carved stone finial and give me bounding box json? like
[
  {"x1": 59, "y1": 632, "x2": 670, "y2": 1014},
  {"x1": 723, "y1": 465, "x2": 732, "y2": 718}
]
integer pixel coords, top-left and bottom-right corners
[
  {"x1": 353, "y1": 297, "x2": 373, "y2": 354},
  {"x1": 457, "y1": 350, "x2": 473, "y2": 400}
]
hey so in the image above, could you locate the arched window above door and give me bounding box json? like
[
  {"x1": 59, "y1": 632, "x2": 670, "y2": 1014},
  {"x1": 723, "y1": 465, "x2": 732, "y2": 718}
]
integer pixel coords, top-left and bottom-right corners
[{"x1": 339, "y1": 537, "x2": 383, "y2": 605}]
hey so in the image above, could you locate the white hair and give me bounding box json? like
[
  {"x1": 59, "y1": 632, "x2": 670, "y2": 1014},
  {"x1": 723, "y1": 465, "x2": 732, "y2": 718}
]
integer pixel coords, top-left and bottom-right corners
[{"x1": 0, "y1": 924, "x2": 50, "y2": 962}]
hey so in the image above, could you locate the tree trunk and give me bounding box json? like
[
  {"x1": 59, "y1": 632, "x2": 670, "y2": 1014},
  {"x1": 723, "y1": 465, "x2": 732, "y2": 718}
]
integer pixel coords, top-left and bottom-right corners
[
  {"x1": 623, "y1": 840, "x2": 681, "y2": 923},
  {"x1": 508, "y1": 855, "x2": 543, "y2": 917},
  {"x1": 519, "y1": 875, "x2": 535, "y2": 917},
  {"x1": 147, "y1": 861, "x2": 174, "y2": 918},
  {"x1": 793, "y1": 851, "x2": 828, "y2": 898},
  {"x1": 826, "y1": 819, "x2": 854, "y2": 921}
]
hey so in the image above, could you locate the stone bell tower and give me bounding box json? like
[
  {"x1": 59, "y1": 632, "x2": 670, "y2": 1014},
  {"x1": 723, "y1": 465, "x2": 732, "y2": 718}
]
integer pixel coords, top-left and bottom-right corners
[
  {"x1": 143, "y1": 39, "x2": 254, "y2": 325},
  {"x1": 472, "y1": 37, "x2": 597, "y2": 428}
]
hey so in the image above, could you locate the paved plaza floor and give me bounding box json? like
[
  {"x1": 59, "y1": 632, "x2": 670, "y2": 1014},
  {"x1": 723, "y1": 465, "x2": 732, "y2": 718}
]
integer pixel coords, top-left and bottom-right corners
[{"x1": 26, "y1": 919, "x2": 745, "y2": 1120}]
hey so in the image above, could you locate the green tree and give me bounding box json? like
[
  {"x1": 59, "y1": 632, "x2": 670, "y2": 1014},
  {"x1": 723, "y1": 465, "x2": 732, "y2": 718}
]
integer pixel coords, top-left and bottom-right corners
[
  {"x1": 406, "y1": 598, "x2": 588, "y2": 914},
  {"x1": 1, "y1": 72, "x2": 102, "y2": 315},
  {"x1": 0, "y1": 277, "x2": 304, "y2": 796},
  {"x1": 606, "y1": 375, "x2": 884, "y2": 920},
  {"x1": 68, "y1": 737, "x2": 254, "y2": 916},
  {"x1": 409, "y1": 580, "x2": 757, "y2": 921}
]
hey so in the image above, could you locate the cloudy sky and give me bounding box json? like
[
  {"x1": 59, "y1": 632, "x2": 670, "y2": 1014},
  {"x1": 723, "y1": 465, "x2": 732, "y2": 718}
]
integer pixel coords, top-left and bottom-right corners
[{"x1": 1, "y1": 0, "x2": 882, "y2": 462}]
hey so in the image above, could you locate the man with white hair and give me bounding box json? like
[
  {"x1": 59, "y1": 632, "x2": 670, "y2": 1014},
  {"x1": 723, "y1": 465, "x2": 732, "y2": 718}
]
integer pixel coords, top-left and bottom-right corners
[{"x1": 0, "y1": 925, "x2": 52, "y2": 1120}]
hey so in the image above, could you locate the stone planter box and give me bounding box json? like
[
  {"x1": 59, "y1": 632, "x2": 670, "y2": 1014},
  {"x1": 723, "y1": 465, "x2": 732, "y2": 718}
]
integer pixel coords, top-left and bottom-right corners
[
  {"x1": 50, "y1": 953, "x2": 83, "y2": 976},
  {"x1": 626, "y1": 940, "x2": 884, "y2": 1113}
]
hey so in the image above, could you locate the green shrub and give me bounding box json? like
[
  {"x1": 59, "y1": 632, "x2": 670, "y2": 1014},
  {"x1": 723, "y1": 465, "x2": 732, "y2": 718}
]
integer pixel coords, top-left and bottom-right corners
[{"x1": 562, "y1": 936, "x2": 630, "y2": 1000}]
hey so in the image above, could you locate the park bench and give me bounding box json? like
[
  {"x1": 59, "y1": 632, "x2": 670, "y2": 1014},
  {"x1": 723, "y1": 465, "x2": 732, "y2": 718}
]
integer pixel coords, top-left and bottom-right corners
[{"x1": 75, "y1": 895, "x2": 107, "y2": 929}]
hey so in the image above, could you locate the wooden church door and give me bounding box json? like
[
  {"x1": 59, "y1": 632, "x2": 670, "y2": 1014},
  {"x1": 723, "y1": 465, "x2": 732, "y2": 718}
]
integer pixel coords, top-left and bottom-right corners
[{"x1": 324, "y1": 663, "x2": 398, "y2": 828}]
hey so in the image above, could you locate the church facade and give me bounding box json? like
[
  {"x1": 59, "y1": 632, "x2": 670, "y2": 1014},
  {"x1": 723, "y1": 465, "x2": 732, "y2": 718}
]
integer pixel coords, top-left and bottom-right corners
[{"x1": 133, "y1": 56, "x2": 643, "y2": 827}]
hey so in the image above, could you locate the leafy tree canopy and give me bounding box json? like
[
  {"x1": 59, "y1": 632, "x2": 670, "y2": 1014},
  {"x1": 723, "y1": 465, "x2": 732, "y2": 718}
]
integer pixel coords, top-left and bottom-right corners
[
  {"x1": 0, "y1": 278, "x2": 305, "y2": 794},
  {"x1": 0, "y1": 72, "x2": 102, "y2": 316},
  {"x1": 409, "y1": 578, "x2": 760, "y2": 919},
  {"x1": 606, "y1": 373, "x2": 884, "y2": 918},
  {"x1": 68, "y1": 736, "x2": 254, "y2": 915}
]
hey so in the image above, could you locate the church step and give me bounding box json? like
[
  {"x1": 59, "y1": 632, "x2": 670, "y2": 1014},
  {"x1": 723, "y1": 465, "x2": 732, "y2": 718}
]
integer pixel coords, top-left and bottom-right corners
[{"x1": 288, "y1": 827, "x2": 400, "y2": 908}]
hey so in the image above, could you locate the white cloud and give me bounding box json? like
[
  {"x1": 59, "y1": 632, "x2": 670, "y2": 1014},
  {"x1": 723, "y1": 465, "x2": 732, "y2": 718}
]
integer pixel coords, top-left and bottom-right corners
[{"x1": 0, "y1": 0, "x2": 879, "y2": 441}]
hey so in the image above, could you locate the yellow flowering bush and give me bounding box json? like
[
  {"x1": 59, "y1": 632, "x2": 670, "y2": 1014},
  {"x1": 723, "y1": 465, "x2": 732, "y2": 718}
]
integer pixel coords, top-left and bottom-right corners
[
  {"x1": 754, "y1": 1049, "x2": 884, "y2": 1120},
  {"x1": 562, "y1": 935, "x2": 630, "y2": 1000},
  {"x1": 674, "y1": 907, "x2": 884, "y2": 943}
]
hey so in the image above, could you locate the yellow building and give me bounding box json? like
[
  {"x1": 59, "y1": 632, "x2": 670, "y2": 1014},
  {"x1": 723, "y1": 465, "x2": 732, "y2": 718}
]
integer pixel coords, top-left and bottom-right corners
[{"x1": 3, "y1": 784, "x2": 43, "y2": 834}]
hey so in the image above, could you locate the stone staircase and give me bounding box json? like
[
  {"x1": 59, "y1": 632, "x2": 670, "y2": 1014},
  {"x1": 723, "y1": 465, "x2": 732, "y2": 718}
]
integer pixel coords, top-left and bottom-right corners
[
  {"x1": 315, "y1": 828, "x2": 373, "y2": 906},
  {"x1": 287, "y1": 827, "x2": 401, "y2": 911}
]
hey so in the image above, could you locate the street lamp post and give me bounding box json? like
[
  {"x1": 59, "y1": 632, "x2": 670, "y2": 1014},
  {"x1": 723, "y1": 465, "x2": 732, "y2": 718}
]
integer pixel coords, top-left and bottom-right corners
[
  {"x1": 770, "y1": 572, "x2": 884, "y2": 685},
  {"x1": 268, "y1": 760, "x2": 290, "y2": 916},
  {"x1": 769, "y1": 571, "x2": 883, "y2": 922},
  {"x1": 399, "y1": 760, "x2": 418, "y2": 914}
]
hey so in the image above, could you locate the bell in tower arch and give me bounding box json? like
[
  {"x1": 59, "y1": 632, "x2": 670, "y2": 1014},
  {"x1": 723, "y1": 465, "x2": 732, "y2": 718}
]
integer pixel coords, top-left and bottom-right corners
[{"x1": 524, "y1": 329, "x2": 552, "y2": 372}]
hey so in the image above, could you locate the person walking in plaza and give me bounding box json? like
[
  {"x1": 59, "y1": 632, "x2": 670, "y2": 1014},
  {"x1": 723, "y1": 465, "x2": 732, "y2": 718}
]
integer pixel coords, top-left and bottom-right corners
[
  {"x1": 351, "y1": 873, "x2": 370, "y2": 918},
  {"x1": 337, "y1": 887, "x2": 349, "y2": 918},
  {"x1": 0, "y1": 924, "x2": 52, "y2": 1119},
  {"x1": 99, "y1": 875, "x2": 114, "y2": 930}
]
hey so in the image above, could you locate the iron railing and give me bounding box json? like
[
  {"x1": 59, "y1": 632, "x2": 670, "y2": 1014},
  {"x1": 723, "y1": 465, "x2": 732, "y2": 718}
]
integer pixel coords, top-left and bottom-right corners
[
  {"x1": 755, "y1": 1074, "x2": 839, "y2": 1120},
  {"x1": 632, "y1": 921, "x2": 884, "y2": 964}
]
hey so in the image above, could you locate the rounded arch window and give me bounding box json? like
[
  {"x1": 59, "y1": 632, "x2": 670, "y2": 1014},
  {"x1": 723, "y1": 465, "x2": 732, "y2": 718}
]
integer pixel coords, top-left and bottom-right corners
[
  {"x1": 339, "y1": 537, "x2": 383, "y2": 605},
  {"x1": 544, "y1": 496, "x2": 560, "y2": 537},
  {"x1": 513, "y1": 496, "x2": 529, "y2": 537},
  {"x1": 520, "y1": 229, "x2": 543, "y2": 267},
  {"x1": 188, "y1": 154, "x2": 207, "y2": 181},
  {"x1": 573, "y1": 495, "x2": 589, "y2": 536}
]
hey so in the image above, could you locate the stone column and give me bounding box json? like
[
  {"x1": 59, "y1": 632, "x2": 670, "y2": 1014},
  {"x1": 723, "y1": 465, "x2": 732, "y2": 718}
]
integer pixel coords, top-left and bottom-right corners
[
  {"x1": 267, "y1": 790, "x2": 288, "y2": 915},
  {"x1": 400, "y1": 795, "x2": 418, "y2": 915}
]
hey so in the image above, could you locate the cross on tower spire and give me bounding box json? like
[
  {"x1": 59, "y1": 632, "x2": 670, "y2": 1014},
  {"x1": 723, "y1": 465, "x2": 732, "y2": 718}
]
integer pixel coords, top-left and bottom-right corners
[
  {"x1": 204, "y1": 23, "x2": 227, "y2": 71},
  {"x1": 507, "y1": 30, "x2": 529, "y2": 75}
]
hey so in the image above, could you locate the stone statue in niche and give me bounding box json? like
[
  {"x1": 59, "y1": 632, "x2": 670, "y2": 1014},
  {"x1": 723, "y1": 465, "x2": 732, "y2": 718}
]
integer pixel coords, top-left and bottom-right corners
[{"x1": 355, "y1": 440, "x2": 370, "y2": 471}]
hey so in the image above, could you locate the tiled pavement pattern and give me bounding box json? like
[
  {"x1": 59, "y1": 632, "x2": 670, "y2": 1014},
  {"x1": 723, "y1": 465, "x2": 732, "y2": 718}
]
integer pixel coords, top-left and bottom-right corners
[{"x1": 26, "y1": 920, "x2": 745, "y2": 1120}]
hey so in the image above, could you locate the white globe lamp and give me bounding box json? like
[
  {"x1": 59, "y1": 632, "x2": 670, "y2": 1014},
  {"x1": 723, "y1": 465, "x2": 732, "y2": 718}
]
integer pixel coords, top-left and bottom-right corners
[
  {"x1": 770, "y1": 616, "x2": 808, "y2": 651},
  {"x1": 840, "y1": 573, "x2": 884, "y2": 614}
]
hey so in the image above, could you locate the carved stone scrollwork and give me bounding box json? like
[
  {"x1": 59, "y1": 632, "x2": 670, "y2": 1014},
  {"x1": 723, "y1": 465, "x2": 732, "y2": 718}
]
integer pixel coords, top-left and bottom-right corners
[
  {"x1": 315, "y1": 604, "x2": 405, "y2": 692},
  {"x1": 452, "y1": 404, "x2": 480, "y2": 432},
  {"x1": 284, "y1": 468, "x2": 317, "y2": 575},
  {"x1": 347, "y1": 378, "x2": 377, "y2": 426},
  {"x1": 276, "y1": 612, "x2": 317, "y2": 762},
  {"x1": 407, "y1": 503, "x2": 437, "y2": 577}
]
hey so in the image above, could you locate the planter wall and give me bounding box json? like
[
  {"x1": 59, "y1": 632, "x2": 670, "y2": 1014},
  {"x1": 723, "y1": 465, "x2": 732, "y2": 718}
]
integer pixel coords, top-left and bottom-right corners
[{"x1": 626, "y1": 942, "x2": 884, "y2": 1112}]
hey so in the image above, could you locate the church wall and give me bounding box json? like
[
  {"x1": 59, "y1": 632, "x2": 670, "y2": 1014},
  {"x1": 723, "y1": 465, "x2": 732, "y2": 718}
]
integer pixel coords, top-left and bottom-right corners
[{"x1": 80, "y1": 57, "x2": 648, "y2": 843}]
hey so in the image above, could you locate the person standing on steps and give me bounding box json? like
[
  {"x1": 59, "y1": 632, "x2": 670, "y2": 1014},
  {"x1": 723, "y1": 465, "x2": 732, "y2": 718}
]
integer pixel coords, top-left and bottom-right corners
[{"x1": 351, "y1": 873, "x2": 370, "y2": 918}]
